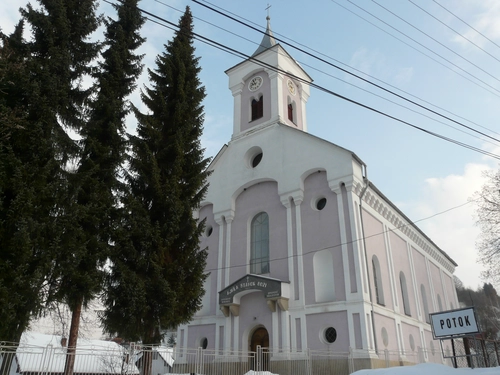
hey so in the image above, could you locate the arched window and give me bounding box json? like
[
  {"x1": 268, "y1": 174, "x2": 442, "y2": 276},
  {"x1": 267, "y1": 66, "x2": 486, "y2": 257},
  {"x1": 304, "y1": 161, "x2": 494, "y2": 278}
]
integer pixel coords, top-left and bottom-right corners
[
  {"x1": 287, "y1": 97, "x2": 297, "y2": 124},
  {"x1": 251, "y1": 96, "x2": 263, "y2": 121},
  {"x1": 313, "y1": 249, "x2": 335, "y2": 302},
  {"x1": 372, "y1": 255, "x2": 385, "y2": 305},
  {"x1": 437, "y1": 294, "x2": 443, "y2": 311},
  {"x1": 400, "y1": 271, "x2": 411, "y2": 316},
  {"x1": 421, "y1": 284, "x2": 430, "y2": 323},
  {"x1": 251, "y1": 212, "x2": 269, "y2": 274}
]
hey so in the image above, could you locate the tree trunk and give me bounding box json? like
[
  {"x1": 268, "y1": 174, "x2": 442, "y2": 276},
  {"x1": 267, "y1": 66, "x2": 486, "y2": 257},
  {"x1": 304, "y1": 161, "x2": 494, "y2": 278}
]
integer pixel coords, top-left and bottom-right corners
[{"x1": 64, "y1": 297, "x2": 83, "y2": 375}]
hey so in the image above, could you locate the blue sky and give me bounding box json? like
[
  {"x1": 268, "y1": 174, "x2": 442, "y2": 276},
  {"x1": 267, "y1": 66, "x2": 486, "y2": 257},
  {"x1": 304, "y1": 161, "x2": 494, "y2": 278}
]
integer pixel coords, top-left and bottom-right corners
[{"x1": 2, "y1": 0, "x2": 500, "y2": 290}]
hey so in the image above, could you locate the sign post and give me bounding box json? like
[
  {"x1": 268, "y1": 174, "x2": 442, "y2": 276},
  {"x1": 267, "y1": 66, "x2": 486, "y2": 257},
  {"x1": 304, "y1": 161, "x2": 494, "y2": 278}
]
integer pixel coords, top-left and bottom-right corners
[{"x1": 429, "y1": 307, "x2": 480, "y2": 368}]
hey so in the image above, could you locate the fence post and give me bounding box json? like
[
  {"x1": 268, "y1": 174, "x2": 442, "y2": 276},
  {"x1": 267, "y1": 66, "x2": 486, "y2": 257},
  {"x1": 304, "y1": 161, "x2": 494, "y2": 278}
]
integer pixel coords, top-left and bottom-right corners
[
  {"x1": 348, "y1": 347, "x2": 354, "y2": 374},
  {"x1": 195, "y1": 346, "x2": 203, "y2": 374}
]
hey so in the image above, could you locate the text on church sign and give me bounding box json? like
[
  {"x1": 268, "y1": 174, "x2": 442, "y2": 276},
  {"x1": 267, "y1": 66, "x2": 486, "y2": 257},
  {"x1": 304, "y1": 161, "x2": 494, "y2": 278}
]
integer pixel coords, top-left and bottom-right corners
[{"x1": 219, "y1": 274, "x2": 282, "y2": 305}]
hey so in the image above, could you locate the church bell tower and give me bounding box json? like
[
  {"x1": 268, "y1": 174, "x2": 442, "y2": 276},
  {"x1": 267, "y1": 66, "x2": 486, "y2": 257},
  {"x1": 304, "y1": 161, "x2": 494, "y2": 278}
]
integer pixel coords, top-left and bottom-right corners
[{"x1": 225, "y1": 16, "x2": 313, "y2": 139}]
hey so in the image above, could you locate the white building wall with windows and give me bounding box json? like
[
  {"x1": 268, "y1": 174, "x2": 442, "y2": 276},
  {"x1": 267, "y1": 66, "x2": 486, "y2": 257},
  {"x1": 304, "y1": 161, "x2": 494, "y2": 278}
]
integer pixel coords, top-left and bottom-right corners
[{"x1": 177, "y1": 17, "x2": 459, "y2": 363}]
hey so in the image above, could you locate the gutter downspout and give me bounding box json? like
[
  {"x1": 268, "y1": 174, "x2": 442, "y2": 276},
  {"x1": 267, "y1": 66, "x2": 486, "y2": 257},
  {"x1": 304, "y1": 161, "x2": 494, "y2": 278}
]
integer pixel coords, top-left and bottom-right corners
[{"x1": 358, "y1": 163, "x2": 378, "y2": 353}]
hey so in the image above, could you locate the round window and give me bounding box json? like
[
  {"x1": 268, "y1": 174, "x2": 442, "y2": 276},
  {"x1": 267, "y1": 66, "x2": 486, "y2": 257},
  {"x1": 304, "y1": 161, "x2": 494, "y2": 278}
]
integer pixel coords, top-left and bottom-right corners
[
  {"x1": 381, "y1": 327, "x2": 388, "y2": 347},
  {"x1": 252, "y1": 152, "x2": 263, "y2": 168},
  {"x1": 244, "y1": 146, "x2": 264, "y2": 169},
  {"x1": 409, "y1": 334, "x2": 415, "y2": 351},
  {"x1": 316, "y1": 197, "x2": 327, "y2": 210},
  {"x1": 206, "y1": 225, "x2": 213, "y2": 237},
  {"x1": 324, "y1": 327, "x2": 337, "y2": 343},
  {"x1": 200, "y1": 337, "x2": 208, "y2": 349}
]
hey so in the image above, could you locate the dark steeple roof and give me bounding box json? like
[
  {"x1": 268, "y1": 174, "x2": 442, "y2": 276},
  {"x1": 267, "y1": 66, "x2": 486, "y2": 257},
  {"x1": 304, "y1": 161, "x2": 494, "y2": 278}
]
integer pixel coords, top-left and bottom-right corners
[{"x1": 252, "y1": 16, "x2": 276, "y2": 56}]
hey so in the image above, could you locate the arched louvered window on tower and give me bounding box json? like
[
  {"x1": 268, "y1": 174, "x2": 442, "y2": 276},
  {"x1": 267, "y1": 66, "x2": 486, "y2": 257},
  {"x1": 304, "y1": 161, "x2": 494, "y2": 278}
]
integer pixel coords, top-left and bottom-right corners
[
  {"x1": 250, "y1": 212, "x2": 269, "y2": 274},
  {"x1": 372, "y1": 255, "x2": 385, "y2": 306},
  {"x1": 251, "y1": 96, "x2": 263, "y2": 121},
  {"x1": 287, "y1": 97, "x2": 296, "y2": 124}
]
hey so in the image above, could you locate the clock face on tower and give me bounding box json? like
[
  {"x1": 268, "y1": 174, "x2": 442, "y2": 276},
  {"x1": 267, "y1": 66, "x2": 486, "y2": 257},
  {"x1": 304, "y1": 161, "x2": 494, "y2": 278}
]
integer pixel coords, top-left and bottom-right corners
[
  {"x1": 287, "y1": 79, "x2": 296, "y2": 95},
  {"x1": 248, "y1": 76, "x2": 263, "y2": 91}
]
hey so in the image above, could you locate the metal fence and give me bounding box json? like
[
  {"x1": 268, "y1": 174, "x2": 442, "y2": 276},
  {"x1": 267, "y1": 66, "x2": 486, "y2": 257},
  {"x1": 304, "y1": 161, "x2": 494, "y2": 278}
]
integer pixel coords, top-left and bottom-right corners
[
  {"x1": 441, "y1": 337, "x2": 500, "y2": 369},
  {"x1": 1, "y1": 340, "x2": 497, "y2": 375}
]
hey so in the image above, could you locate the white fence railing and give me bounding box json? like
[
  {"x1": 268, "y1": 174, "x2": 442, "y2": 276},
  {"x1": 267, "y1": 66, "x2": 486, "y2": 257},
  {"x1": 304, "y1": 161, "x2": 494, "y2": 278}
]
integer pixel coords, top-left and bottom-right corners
[{"x1": 1, "y1": 341, "x2": 450, "y2": 375}]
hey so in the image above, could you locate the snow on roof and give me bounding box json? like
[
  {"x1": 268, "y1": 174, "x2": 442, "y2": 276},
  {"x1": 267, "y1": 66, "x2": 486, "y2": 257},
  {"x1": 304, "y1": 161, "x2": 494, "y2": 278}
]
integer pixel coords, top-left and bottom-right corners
[
  {"x1": 17, "y1": 332, "x2": 139, "y2": 374},
  {"x1": 155, "y1": 347, "x2": 174, "y2": 368},
  {"x1": 135, "y1": 346, "x2": 174, "y2": 368}
]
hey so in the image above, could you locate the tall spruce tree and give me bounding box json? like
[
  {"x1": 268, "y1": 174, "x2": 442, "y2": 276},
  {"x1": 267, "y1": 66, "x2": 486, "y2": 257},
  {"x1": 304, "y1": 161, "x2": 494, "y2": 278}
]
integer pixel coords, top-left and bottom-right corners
[
  {"x1": 0, "y1": 24, "x2": 48, "y2": 347},
  {"x1": 0, "y1": 10, "x2": 91, "y2": 371},
  {"x1": 46, "y1": 1, "x2": 144, "y2": 374},
  {"x1": 102, "y1": 6, "x2": 209, "y2": 354},
  {"x1": 0, "y1": 2, "x2": 98, "y2": 373}
]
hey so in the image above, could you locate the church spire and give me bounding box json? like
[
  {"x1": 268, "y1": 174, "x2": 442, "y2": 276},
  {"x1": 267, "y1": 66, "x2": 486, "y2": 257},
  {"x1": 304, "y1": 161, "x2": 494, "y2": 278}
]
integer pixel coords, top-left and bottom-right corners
[{"x1": 252, "y1": 15, "x2": 276, "y2": 56}]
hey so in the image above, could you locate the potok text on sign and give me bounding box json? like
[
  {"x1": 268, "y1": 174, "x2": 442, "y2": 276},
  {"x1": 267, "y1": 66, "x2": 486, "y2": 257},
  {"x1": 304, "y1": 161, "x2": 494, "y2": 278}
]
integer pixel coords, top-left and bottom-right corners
[{"x1": 430, "y1": 307, "x2": 479, "y2": 339}]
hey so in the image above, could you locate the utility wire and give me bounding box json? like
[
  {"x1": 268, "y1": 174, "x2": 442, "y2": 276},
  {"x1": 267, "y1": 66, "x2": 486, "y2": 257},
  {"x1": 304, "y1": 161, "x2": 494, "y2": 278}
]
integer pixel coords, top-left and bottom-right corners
[
  {"x1": 120, "y1": 0, "x2": 500, "y2": 161},
  {"x1": 432, "y1": 0, "x2": 500, "y2": 52},
  {"x1": 408, "y1": 0, "x2": 500, "y2": 65},
  {"x1": 156, "y1": 0, "x2": 500, "y2": 147},
  {"x1": 203, "y1": 194, "x2": 478, "y2": 273},
  {"x1": 104, "y1": 1, "x2": 483, "y2": 271},
  {"x1": 371, "y1": 0, "x2": 500, "y2": 84},
  {"x1": 344, "y1": 0, "x2": 500, "y2": 97},
  {"x1": 194, "y1": 0, "x2": 500, "y2": 138},
  {"x1": 193, "y1": 0, "x2": 500, "y2": 146}
]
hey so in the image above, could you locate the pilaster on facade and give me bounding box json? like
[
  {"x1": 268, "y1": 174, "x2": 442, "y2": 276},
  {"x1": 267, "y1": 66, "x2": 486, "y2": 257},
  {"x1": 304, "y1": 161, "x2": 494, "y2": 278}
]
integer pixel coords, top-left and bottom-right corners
[
  {"x1": 215, "y1": 214, "x2": 225, "y2": 304},
  {"x1": 280, "y1": 194, "x2": 296, "y2": 305},
  {"x1": 224, "y1": 212, "x2": 235, "y2": 288},
  {"x1": 229, "y1": 82, "x2": 244, "y2": 136},
  {"x1": 293, "y1": 194, "x2": 305, "y2": 306},
  {"x1": 426, "y1": 258, "x2": 437, "y2": 312},
  {"x1": 330, "y1": 180, "x2": 355, "y2": 301},
  {"x1": 408, "y1": 242, "x2": 422, "y2": 319},
  {"x1": 384, "y1": 225, "x2": 399, "y2": 314},
  {"x1": 440, "y1": 269, "x2": 450, "y2": 311},
  {"x1": 266, "y1": 68, "x2": 282, "y2": 125}
]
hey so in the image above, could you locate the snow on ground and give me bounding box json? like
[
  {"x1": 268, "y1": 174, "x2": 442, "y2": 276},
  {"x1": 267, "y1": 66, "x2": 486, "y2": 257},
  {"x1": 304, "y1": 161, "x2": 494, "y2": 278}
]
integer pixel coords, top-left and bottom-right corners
[{"x1": 352, "y1": 363, "x2": 500, "y2": 375}]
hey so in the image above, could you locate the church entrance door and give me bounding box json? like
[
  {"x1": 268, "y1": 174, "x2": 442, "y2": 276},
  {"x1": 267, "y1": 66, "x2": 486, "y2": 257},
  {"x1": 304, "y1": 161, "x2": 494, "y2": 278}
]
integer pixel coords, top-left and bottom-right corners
[{"x1": 250, "y1": 327, "x2": 270, "y2": 371}]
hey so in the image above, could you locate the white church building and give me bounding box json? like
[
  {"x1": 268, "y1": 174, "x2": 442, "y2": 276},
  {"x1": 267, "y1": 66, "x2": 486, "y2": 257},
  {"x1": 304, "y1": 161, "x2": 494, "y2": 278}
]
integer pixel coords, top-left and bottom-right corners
[{"x1": 176, "y1": 17, "x2": 459, "y2": 368}]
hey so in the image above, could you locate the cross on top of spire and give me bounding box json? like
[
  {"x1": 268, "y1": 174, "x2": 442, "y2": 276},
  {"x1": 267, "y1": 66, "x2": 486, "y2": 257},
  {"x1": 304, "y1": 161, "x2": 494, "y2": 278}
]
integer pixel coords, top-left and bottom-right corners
[{"x1": 266, "y1": 4, "x2": 271, "y2": 19}]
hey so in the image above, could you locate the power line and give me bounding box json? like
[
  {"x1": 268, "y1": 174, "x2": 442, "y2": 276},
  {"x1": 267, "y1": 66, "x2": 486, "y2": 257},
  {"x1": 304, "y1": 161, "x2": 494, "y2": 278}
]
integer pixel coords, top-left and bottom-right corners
[
  {"x1": 371, "y1": 0, "x2": 500, "y2": 85},
  {"x1": 432, "y1": 0, "x2": 500, "y2": 52},
  {"x1": 155, "y1": 0, "x2": 500, "y2": 147},
  {"x1": 103, "y1": 0, "x2": 483, "y2": 273},
  {"x1": 407, "y1": 0, "x2": 500, "y2": 65},
  {"x1": 328, "y1": 0, "x2": 500, "y2": 138},
  {"x1": 192, "y1": 0, "x2": 500, "y2": 147},
  {"x1": 190, "y1": 0, "x2": 500, "y2": 139},
  {"x1": 124, "y1": 0, "x2": 500, "y2": 161},
  {"x1": 202, "y1": 195, "x2": 478, "y2": 274},
  {"x1": 343, "y1": 0, "x2": 500, "y2": 97}
]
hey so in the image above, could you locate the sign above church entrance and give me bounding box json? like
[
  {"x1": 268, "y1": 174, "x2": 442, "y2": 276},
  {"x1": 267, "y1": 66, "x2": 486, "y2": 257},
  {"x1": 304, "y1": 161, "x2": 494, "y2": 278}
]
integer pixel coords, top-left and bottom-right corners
[
  {"x1": 219, "y1": 274, "x2": 283, "y2": 305},
  {"x1": 430, "y1": 307, "x2": 480, "y2": 339}
]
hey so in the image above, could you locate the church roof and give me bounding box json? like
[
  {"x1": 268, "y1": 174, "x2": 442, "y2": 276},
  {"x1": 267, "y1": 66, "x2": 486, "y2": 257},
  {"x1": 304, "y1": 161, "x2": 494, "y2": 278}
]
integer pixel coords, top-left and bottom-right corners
[{"x1": 252, "y1": 16, "x2": 276, "y2": 56}]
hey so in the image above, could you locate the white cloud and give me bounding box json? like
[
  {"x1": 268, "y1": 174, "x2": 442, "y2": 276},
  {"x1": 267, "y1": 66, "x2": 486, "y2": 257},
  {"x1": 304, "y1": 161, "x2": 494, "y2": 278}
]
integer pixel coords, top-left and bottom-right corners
[
  {"x1": 394, "y1": 67, "x2": 414, "y2": 85},
  {"x1": 451, "y1": 0, "x2": 500, "y2": 49},
  {"x1": 405, "y1": 162, "x2": 494, "y2": 290}
]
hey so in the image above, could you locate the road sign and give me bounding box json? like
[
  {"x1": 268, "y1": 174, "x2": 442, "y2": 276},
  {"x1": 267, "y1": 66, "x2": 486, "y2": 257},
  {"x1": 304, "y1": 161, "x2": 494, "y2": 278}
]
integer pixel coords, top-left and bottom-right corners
[{"x1": 430, "y1": 307, "x2": 480, "y2": 339}]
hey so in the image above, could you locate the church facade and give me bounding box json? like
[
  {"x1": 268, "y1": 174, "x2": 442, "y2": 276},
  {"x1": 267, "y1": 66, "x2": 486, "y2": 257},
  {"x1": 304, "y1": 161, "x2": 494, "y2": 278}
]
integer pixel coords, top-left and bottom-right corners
[{"x1": 176, "y1": 18, "x2": 458, "y2": 365}]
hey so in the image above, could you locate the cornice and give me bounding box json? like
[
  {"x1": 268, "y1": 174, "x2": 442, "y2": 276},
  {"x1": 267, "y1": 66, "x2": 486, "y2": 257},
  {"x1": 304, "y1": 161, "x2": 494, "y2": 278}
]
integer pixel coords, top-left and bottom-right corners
[{"x1": 353, "y1": 181, "x2": 456, "y2": 274}]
